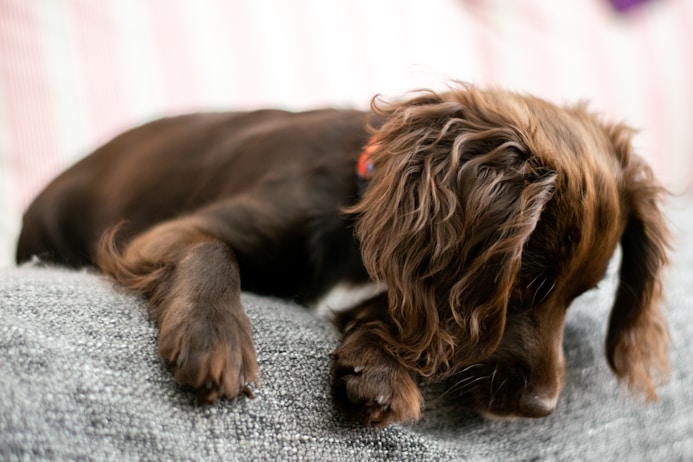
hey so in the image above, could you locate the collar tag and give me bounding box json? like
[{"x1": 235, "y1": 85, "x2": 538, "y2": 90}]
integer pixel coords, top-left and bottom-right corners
[{"x1": 357, "y1": 138, "x2": 378, "y2": 181}]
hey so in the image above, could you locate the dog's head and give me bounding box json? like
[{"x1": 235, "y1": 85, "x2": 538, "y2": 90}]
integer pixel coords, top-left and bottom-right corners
[{"x1": 350, "y1": 85, "x2": 670, "y2": 418}]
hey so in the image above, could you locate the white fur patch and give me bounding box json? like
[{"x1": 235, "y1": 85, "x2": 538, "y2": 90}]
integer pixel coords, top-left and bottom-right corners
[{"x1": 310, "y1": 281, "x2": 385, "y2": 318}]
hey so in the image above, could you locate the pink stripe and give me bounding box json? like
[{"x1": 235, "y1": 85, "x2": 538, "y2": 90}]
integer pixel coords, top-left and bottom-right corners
[
  {"x1": 581, "y1": 1, "x2": 619, "y2": 115},
  {"x1": 522, "y1": 2, "x2": 558, "y2": 99},
  {"x1": 217, "y1": 1, "x2": 264, "y2": 108},
  {"x1": 0, "y1": 0, "x2": 62, "y2": 210},
  {"x1": 674, "y1": 0, "x2": 693, "y2": 103},
  {"x1": 326, "y1": 1, "x2": 370, "y2": 105},
  {"x1": 70, "y1": 0, "x2": 130, "y2": 150},
  {"x1": 630, "y1": 7, "x2": 670, "y2": 183},
  {"x1": 147, "y1": 0, "x2": 201, "y2": 113},
  {"x1": 672, "y1": 0, "x2": 693, "y2": 192},
  {"x1": 465, "y1": 1, "x2": 498, "y2": 84}
]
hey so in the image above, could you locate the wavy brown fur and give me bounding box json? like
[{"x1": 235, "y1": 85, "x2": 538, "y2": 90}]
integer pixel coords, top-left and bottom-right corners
[{"x1": 347, "y1": 88, "x2": 558, "y2": 378}]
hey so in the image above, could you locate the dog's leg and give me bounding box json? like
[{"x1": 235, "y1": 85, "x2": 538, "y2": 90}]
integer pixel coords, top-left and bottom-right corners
[
  {"x1": 97, "y1": 215, "x2": 257, "y2": 403},
  {"x1": 331, "y1": 293, "x2": 423, "y2": 427}
]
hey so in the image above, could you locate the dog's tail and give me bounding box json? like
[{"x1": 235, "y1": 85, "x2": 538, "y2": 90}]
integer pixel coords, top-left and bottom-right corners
[{"x1": 96, "y1": 223, "x2": 175, "y2": 309}]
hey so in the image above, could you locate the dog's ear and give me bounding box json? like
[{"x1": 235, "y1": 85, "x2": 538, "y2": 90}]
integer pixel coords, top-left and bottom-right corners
[
  {"x1": 606, "y1": 124, "x2": 670, "y2": 400},
  {"x1": 349, "y1": 89, "x2": 556, "y2": 375},
  {"x1": 442, "y1": 149, "x2": 557, "y2": 365}
]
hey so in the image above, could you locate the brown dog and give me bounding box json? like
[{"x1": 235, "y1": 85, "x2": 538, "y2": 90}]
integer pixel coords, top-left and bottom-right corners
[{"x1": 16, "y1": 85, "x2": 670, "y2": 427}]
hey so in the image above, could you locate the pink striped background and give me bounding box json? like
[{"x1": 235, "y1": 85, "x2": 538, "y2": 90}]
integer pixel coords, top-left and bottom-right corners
[{"x1": 1, "y1": 0, "x2": 692, "y2": 266}]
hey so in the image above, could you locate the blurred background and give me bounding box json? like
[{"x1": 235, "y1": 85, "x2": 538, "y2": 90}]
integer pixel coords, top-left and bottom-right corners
[{"x1": 1, "y1": 0, "x2": 692, "y2": 267}]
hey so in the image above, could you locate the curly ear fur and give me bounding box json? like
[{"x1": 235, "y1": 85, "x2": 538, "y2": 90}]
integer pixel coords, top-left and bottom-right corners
[
  {"x1": 606, "y1": 124, "x2": 671, "y2": 401},
  {"x1": 347, "y1": 88, "x2": 556, "y2": 377}
]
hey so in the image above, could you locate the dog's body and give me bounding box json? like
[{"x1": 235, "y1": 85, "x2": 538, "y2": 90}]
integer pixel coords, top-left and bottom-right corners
[
  {"x1": 18, "y1": 109, "x2": 372, "y2": 302},
  {"x1": 17, "y1": 86, "x2": 670, "y2": 426}
]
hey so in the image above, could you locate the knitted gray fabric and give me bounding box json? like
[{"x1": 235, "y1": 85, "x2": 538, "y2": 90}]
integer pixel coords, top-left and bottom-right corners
[{"x1": 1, "y1": 202, "x2": 692, "y2": 461}]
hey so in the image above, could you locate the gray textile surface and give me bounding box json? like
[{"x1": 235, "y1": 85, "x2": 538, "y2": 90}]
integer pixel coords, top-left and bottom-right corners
[{"x1": 1, "y1": 202, "x2": 692, "y2": 461}]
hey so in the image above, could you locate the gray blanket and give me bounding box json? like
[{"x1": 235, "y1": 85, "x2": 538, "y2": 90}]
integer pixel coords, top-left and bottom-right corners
[{"x1": 1, "y1": 201, "x2": 692, "y2": 461}]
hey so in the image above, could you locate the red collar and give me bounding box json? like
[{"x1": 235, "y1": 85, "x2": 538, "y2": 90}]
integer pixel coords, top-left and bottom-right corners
[{"x1": 357, "y1": 137, "x2": 378, "y2": 181}]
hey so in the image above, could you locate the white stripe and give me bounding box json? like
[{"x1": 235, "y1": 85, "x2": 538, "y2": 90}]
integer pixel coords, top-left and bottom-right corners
[{"x1": 240, "y1": 0, "x2": 311, "y2": 108}]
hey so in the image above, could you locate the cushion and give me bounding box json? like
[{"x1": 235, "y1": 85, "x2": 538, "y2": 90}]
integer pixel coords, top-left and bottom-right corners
[{"x1": 1, "y1": 202, "x2": 691, "y2": 460}]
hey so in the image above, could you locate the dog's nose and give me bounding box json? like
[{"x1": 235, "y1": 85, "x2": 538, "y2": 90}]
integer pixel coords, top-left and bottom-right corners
[{"x1": 517, "y1": 389, "x2": 558, "y2": 418}]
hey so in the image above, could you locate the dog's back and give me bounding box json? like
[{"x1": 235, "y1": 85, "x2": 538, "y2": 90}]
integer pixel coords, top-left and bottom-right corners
[{"x1": 16, "y1": 108, "x2": 369, "y2": 269}]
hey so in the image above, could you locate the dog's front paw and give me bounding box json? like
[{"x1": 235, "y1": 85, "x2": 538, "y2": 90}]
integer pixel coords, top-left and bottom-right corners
[
  {"x1": 332, "y1": 346, "x2": 422, "y2": 427},
  {"x1": 158, "y1": 308, "x2": 258, "y2": 404}
]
